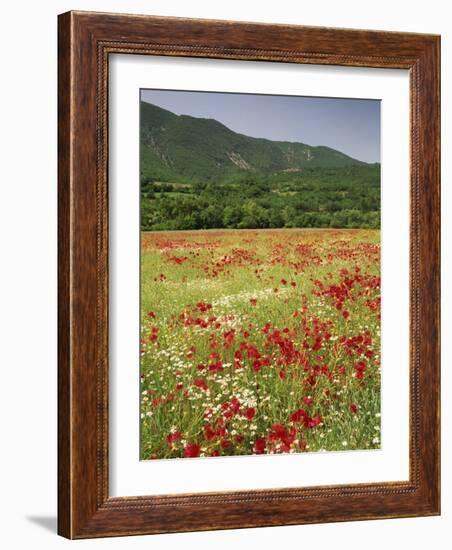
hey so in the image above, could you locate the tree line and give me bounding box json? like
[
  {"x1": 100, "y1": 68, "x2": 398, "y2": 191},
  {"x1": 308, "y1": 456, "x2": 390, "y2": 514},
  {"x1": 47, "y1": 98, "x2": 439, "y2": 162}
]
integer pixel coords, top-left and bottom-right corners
[{"x1": 140, "y1": 166, "x2": 380, "y2": 231}]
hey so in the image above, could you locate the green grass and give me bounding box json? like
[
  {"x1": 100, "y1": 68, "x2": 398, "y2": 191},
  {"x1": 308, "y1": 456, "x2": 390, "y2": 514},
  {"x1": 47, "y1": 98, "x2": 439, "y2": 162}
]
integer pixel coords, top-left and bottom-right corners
[{"x1": 140, "y1": 228, "x2": 381, "y2": 460}]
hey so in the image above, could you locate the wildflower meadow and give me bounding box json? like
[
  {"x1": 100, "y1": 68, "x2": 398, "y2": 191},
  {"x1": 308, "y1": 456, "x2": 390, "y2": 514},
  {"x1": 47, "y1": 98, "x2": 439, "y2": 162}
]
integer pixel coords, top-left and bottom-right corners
[{"x1": 140, "y1": 228, "x2": 381, "y2": 460}]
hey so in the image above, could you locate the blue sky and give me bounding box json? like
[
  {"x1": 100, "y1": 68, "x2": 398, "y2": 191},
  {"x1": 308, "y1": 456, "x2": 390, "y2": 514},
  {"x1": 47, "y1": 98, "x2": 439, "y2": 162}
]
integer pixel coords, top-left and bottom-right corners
[{"x1": 141, "y1": 89, "x2": 380, "y2": 163}]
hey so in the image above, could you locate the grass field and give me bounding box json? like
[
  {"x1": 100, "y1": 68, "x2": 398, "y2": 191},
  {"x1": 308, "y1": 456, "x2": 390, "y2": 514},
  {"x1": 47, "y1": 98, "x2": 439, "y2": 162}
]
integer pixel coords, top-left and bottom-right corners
[{"x1": 140, "y1": 228, "x2": 381, "y2": 459}]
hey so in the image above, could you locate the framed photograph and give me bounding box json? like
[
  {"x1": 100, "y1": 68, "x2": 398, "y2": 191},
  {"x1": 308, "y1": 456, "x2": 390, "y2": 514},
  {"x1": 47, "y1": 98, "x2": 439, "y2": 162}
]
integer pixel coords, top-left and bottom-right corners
[{"x1": 58, "y1": 11, "x2": 440, "y2": 538}]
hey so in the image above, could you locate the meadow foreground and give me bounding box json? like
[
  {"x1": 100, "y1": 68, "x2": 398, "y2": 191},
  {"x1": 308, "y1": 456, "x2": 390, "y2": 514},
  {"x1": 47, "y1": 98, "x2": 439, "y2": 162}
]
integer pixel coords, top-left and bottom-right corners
[{"x1": 140, "y1": 229, "x2": 381, "y2": 460}]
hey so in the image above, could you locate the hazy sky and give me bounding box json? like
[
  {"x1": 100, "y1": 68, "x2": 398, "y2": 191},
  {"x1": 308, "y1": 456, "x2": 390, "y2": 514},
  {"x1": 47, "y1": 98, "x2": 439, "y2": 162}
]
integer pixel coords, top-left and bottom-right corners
[{"x1": 141, "y1": 89, "x2": 380, "y2": 163}]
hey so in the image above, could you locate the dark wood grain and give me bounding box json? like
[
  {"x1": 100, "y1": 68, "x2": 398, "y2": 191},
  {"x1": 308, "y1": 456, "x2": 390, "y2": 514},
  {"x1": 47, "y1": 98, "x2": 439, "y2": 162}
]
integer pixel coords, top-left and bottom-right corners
[
  {"x1": 57, "y1": 10, "x2": 72, "y2": 539},
  {"x1": 58, "y1": 10, "x2": 440, "y2": 539}
]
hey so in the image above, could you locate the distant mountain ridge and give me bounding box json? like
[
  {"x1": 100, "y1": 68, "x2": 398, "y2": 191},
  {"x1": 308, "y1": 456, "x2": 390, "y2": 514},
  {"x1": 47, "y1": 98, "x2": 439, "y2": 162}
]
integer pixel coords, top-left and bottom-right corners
[{"x1": 140, "y1": 101, "x2": 370, "y2": 184}]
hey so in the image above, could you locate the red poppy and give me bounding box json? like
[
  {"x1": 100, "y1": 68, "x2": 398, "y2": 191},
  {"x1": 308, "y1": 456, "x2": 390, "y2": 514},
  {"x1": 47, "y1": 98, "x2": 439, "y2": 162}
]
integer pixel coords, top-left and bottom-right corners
[
  {"x1": 354, "y1": 361, "x2": 367, "y2": 380},
  {"x1": 306, "y1": 415, "x2": 322, "y2": 428},
  {"x1": 193, "y1": 378, "x2": 209, "y2": 391},
  {"x1": 204, "y1": 425, "x2": 217, "y2": 441},
  {"x1": 271, "y1": 423, "x2": 287, "y2": 438},
  {"x1": 223, "y1": 329, "x2": 236, "y2": 348},
  {"x1": 208, "y1": 361, "x2": 224, "y2": 372},
  {"x1": 254, "y1": 437, "x2": 266, "y2": 454},
  {"x1": 166, "y1": 431, "x2": 182, "y2": 445},
  {"x1": 148, "y1": 326, "x2": 159, "y2": 342},
  {"x1": 252, "y1": 359, "x2": 262, "y2": 372},
  {"x1": 184, "y1": 443, "x2": 201, "y2": 458},
  {"x1": 290, "y1": 409, "x2": 307, "y2": 422}
]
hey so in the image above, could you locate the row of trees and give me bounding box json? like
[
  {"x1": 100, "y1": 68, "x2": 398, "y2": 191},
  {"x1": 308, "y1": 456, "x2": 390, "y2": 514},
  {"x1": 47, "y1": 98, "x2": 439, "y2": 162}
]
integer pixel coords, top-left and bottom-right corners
[
  {"x1": 140, "y1": 166, "x2": 380, "y2": 231},
  {"x1": 141, "y1": 196, "x2": 380, "y2": 231}
]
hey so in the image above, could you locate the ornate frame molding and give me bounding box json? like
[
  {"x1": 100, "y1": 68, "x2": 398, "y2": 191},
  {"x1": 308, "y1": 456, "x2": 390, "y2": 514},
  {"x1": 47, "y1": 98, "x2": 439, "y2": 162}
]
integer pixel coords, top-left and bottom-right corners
[{"x1": 58, "y1": 11, "x2": 440, "y2": 538}]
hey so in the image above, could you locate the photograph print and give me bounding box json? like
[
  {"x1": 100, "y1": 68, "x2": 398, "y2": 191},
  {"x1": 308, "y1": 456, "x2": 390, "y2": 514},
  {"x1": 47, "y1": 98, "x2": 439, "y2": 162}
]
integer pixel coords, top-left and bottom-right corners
[{"x1": 139, "y1": 90, "x2": 381, "y2": 460}]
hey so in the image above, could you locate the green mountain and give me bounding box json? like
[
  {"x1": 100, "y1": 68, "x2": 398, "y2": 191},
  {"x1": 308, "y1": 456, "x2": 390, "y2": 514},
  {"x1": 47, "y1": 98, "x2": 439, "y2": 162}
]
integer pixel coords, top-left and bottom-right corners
[
  {"x1": 140, "y1": 101, "x2": 367, "y2": 184},
  {"x1": 140, "y1": 100, "x2": 380, "y2": 231}
]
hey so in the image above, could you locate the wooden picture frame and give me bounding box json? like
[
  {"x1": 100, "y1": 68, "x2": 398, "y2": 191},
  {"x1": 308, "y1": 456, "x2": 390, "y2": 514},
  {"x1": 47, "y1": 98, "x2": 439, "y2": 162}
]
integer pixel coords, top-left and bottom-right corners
[{"x1": 58, "y1": 10, "x2": 440, "y2": 539}]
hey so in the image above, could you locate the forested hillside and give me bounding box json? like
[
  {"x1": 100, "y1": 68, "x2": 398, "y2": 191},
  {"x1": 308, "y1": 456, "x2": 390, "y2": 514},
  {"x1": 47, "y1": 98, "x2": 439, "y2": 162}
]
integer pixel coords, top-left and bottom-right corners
[{"x1": 140, "y1": 101, "x2": 380, "y2": 230}]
